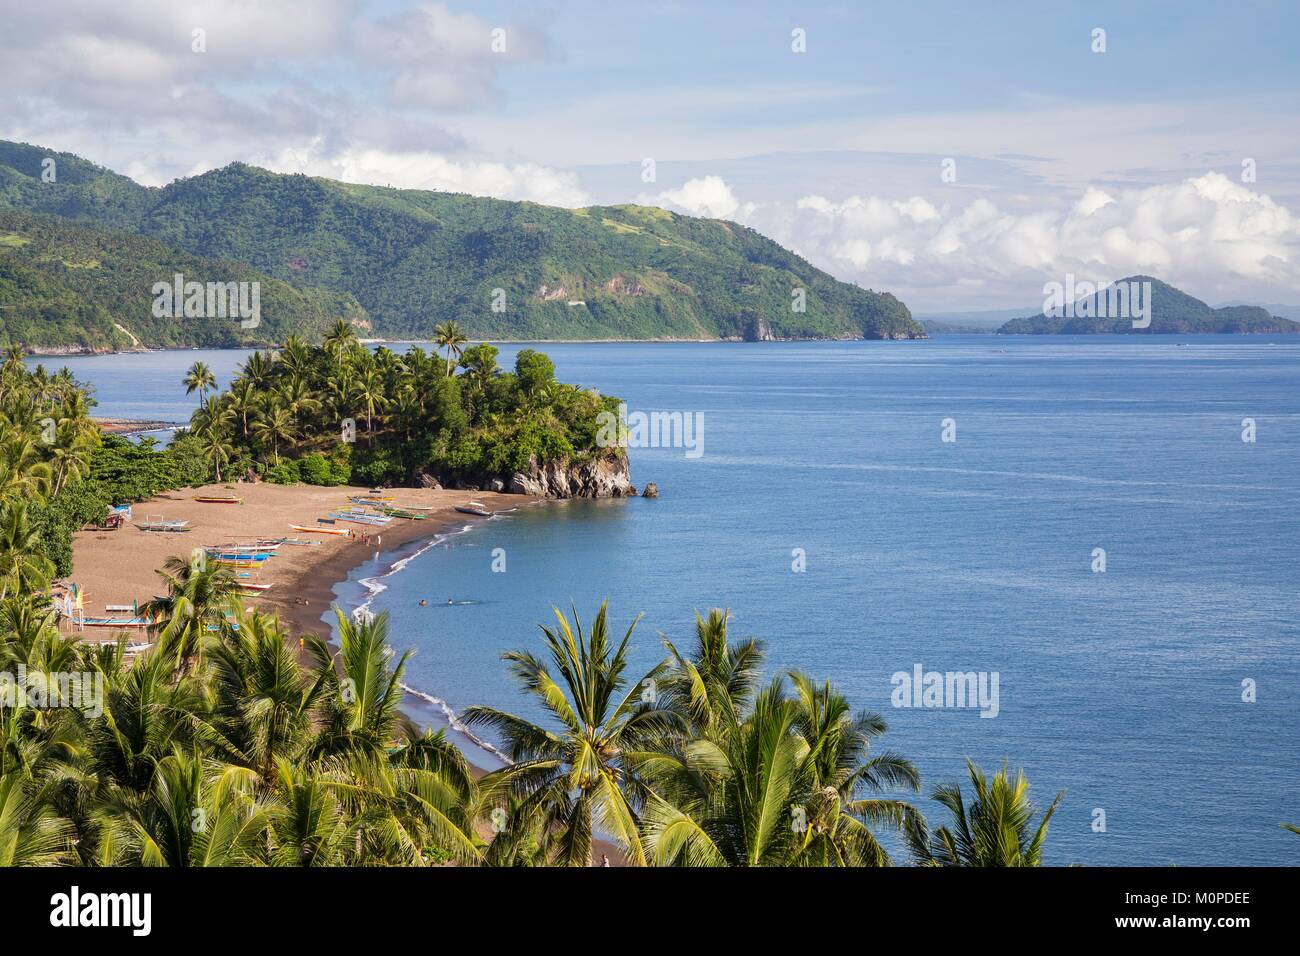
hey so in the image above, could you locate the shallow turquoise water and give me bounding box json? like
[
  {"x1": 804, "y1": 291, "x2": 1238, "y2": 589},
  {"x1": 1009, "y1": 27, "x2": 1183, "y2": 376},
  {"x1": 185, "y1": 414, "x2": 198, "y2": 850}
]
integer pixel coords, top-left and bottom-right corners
[{"x1": 43, "y1": 337, "x2": 1300, "y2": 866}]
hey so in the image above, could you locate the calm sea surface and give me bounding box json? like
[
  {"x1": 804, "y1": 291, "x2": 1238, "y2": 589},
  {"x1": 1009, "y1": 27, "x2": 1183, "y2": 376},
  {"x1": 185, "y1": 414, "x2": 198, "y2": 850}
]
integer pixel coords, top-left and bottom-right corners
[{"x1": 36, "y1": 337, "x2": 1300, "y2": 866}]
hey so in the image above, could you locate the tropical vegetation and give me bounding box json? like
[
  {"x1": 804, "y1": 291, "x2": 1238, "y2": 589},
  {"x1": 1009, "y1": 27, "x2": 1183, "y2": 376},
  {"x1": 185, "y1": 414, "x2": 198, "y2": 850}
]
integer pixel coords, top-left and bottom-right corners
[
  {"x1": 0, "y1": 139, "x2": 923, "y2": 346},
  {"x1": 184, "y1": 327, "x2": 620, "y2": 489}
]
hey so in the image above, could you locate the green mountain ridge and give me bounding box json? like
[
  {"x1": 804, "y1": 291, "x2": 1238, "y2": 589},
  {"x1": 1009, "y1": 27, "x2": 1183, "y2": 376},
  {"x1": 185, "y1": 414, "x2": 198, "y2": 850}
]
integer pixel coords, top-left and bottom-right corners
[
  {"x1": 998, "y1": 276, "x2": 1300, "y2": 334},
  {"x1": 0, "y1": 208, "x2": 367, "y2": 351},
  {"x1": 0, "y1": 140, "x2": 923, "y2": 345}
]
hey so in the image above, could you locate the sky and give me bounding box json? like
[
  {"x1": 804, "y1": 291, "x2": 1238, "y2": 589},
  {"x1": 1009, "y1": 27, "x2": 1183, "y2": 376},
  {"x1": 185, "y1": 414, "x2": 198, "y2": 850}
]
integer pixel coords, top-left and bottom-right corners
[{"x1": 2, "y1": 0, "x2": 1298, "y2": 311}]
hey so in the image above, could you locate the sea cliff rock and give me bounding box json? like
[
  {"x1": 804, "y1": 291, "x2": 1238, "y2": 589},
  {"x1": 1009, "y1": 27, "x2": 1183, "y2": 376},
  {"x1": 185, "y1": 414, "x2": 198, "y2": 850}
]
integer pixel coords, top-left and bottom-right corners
[
  {"x1": 642, "y1": 482, "x2": 659, "y2": 498},
  {"x1": 508, "y1": 453, "x2": 636, "y2": 499}
]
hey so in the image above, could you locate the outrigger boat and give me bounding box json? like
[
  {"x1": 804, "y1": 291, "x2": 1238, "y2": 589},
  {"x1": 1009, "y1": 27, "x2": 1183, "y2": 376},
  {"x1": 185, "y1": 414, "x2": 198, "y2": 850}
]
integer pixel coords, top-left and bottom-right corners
[
  {"x1": 78, "y1": 616, "x2": 149, "y2": 629},
  {"x1": 207, "y1": 551, "x2": 275, "y2": 562},
  {"x1": 454, "y1": 501, "x2": 493, "y2": 517},
  {"x1": 290, "y1": 524, "x2": 351, "y2": 536},
  {"x1": 136, "y1": 515, "x2": 191, "y2": 532},
  {"x1": 194, "y1": 494, "x2": 243, "y2": 504},
  {"x1": 237, "y1": 582, "x2": 273, "y2": 592},
  {"x1": 206, "y1": 542, "x2": 282, "y2": 553},
  {"x1": 328, "y1": 510, "x2": 394, "y2": 526},
  {"x1": 357, "y1": 502, "x2": 427, "y2": 519}
]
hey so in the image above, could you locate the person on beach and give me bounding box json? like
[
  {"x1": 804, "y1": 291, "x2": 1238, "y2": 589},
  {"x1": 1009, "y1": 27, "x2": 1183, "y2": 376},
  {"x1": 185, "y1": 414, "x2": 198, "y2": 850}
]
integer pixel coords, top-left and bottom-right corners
[{"x1": 600, "y1": 854, "x2": 609, "y2": 867}]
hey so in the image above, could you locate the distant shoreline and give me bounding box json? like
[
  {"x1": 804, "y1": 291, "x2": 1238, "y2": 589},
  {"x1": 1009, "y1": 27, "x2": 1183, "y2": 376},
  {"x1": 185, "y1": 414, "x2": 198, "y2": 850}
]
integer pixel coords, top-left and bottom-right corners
[{"x1": 26, "y1": 329, "x2": 1300, "y2": 360}]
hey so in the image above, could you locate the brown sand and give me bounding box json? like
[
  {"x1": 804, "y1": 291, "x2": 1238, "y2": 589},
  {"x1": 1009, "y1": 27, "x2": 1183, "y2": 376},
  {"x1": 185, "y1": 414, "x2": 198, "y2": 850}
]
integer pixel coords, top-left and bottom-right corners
[
  {"x1": 66, "y1": 481, "x2": 525, "y2": 636},
  {"x1": 67, "y1": 480, "x2": 627, "y2": 865}
]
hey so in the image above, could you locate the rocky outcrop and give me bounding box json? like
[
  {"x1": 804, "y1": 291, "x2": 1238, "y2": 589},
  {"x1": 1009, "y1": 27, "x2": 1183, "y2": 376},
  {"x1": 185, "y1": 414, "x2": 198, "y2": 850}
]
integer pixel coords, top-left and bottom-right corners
[
  {"x1": 508, "y1": 453, "x2": 636, "y2": 499},
  {"x1": 641, "y1": 482, "x2": 659, "y2": 498}
]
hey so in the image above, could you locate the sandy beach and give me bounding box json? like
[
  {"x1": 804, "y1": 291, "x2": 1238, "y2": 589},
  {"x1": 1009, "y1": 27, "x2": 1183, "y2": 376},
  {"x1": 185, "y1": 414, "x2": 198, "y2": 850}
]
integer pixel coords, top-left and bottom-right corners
[{"x1": 65, "y1": 481, "x2": 526, "y2": 641}]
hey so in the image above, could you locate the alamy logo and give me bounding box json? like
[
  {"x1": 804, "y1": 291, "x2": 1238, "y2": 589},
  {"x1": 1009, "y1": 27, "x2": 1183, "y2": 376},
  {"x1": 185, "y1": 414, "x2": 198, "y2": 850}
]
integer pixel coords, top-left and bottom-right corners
[
  {"x1": 152, "y1": 273, "x2": 260, "y2": 328},
  {"x1": 596, "y1": 402, "x2": 704, "y2": 459},
  {"x1": 1042, "y1": 275, "x2": 1152, "y2": 329},
  {"x1": 50, "y1": 886, "x2": 151, "y2": 936},
  {"x1": 0, "y1": 666, "x2": 104, "y2": 718},
  {"x1": 891, "y1": 663, "x2": 1000, "y2": 718}
]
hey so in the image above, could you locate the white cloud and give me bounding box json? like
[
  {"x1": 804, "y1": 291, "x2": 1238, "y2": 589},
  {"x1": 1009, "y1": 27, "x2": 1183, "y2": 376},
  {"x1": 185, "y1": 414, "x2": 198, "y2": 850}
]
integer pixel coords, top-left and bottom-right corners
[
  {"x1": 643, "y1": 176, "x2": 741, "y2": 219},
  {"x1": 264, "y1": 145, "x2": 589, "y2": 207},
  {"x1": 716, "y1": 172, "x2": 1300, "y2": 309}
]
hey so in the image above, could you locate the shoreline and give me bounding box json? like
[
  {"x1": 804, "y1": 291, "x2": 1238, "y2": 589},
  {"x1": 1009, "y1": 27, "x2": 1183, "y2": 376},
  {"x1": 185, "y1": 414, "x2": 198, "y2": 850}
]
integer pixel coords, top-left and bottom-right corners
[
  {"x1": 26, "y1": 335, "x2": 925, "y2": 358},
  {"x1": 67, "y1": 481, "x2": 526, "y2": 764}
]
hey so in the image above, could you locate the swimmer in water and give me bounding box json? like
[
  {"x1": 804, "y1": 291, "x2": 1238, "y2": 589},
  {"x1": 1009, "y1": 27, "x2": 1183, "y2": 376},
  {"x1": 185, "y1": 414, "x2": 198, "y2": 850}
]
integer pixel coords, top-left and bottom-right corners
[
  {"x1": 447, "y1": 598, "x2": 454, "y2": 605},
  {"x1": 419, "y1": 599, "x2": 428, "y2": 606}
]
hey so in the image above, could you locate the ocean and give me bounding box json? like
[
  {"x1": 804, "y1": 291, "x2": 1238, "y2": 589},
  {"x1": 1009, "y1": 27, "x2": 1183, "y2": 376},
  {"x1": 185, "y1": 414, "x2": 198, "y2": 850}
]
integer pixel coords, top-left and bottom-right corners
[{"x1": 38, "y1": 336, "x2": 1300, "y2": 866}]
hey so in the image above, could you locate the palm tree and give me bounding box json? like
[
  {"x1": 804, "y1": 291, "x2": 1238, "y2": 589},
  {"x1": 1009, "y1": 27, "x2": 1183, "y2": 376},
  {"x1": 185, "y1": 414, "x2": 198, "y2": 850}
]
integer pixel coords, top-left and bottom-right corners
[
  {"x1": 100, "y1": 747, "x2": 269, "y2": 866},
  {"x1": 638, "y1": 679, "x2": 813, "y2": 866},
  {"x1": 275, "y1": 376, "x2": 322, "y2": 433},
  {"x1": 227, "y1": 379, "x2": 260, "y2": 441},
  {"x1": 659, "y1": 608, "x2": 763, "y2": 739},
  {"x1": 0, "y1": 775, "x2": 75, "y2": 865},
  {"x1": 355, "y1": 367, "x2": 389, "y2": 438},
  {"x1": 252, "y1": 404, "x2": 295, "y2": 465},
  {"x1": 434, "y1": 321, "x2": 467, "y2": 377},
  {"x1": 201, "y1": 609, "x2": 323, "y2": 779},
  {"x1": 306, "y1": 610, "x2": 411, "y2": 761},
  {"x1": 464, "y1": 603, "x2": 669, "y2": 866},
  {"x1": 0, "y1": 500, "x2": 55, "y2": 600},
  {"x1": 183, "y1": 362, "x2": 217, "y2": 409},
  {"x1": 144, "y1": 556, "x2": 242, "y2": 673},
  {"x1": 199, "y1": 428, "x2": 235, "y2": 483},
  {"x1": 907, "y1": 759, "x2": 1064, "y2": 867},
  {"x1": 323, "y1": 319, "x2": 358, "y2": 354},
  {"x1": 786, "y1": 672, "x2": 920, "y2": 866},
  {"x1": 239, "y1": 350, "x2": 276, "y2": 389}
]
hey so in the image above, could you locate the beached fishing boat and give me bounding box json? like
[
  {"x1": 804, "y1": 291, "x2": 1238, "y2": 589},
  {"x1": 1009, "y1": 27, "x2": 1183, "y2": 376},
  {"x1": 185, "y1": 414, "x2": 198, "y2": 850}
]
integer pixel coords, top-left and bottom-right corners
[
  {"x1": 237, "y1": 582, "x2": 273, "y2": 591},
  {"x1": 289, "y1": 524, "x2": 351, "y2": 536},
  {"x1": 368, "y1": 505, "x2": 426, "y2": 519},
  {"x1": 454, "y1": 501, "x2": 492, "y2": 517},
  {"x1": 194, "y1": 494, "x2": 243, "y2": 504},
  {"x1": 207, "y1": 551, "x2": 274, "y2": 562},
  {"x1": 280, "y1": 537, "x2": 320, "y2": 546},
  {"x1": 78, "y1": 616, "x2": 149, "y2": 629},
  {"x1": 328, "y1": 510, "x2": 394, "y2": 526},
  {"x1": 206, "y1": 542, "x2": 281, "y2": 553},
  {"x1": 136, "y1": 515, "x2": 191, "y2": 532},
  {"x1": 211, "y1": 556, "x2": 267, "y2": 568}
]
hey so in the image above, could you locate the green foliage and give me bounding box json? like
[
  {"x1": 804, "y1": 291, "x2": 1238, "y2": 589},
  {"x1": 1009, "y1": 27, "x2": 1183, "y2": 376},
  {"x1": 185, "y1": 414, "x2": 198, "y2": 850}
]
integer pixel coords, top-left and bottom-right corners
[
  {"x1": 87, "y1": 434, "x2": 211, "y2": 502},
  {"x1": 0, "y1": 140, "x2": 924, "y2": 344},
  {"x1": 0, "y1": 208, "x2": 366, "y2": 351},
  {"x1": 263, "y1": 459, "x2": 301, "y2": 484},
  {"x1": 192, "y1": 336, "x2": 616, "y2": 488},
  {"x1": 31, "y1": 483, "x2": 108, "y2": 577}
]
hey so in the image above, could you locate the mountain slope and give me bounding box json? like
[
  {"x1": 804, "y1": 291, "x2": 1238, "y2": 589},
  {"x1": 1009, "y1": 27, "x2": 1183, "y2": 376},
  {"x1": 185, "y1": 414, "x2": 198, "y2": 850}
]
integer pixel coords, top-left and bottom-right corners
[
  {"x1": 0, "y1": 209, "x2": 367, "y2": 351},
  {"x1": 999, "y1": 276, "x2": 1300, "y2": 334},
  {"x1": 0, "y1": 141, "x2": 923, "y2": 342}
]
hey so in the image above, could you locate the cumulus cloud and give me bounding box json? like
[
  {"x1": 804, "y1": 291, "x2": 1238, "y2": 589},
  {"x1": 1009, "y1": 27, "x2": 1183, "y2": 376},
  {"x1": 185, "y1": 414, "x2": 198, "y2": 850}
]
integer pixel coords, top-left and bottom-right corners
[
  {"x1": 0, "y1": 0, "x2": 547, "y2": 186},
  {"x1": 715, "y1": 172, "x2": 1300, "y2": 308},
  {"x1": 265, "y1": 145, "x2": 589, "y2": 207},
  {"x1": 642, "y1": 176, "x2": 743, "y2": 219}
]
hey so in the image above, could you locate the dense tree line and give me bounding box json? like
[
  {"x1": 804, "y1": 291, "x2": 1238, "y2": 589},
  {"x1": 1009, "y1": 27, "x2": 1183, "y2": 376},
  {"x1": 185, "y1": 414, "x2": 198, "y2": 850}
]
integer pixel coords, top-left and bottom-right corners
[{"x1": 187, "y1": 322, "x2": 619, "y2": 488}]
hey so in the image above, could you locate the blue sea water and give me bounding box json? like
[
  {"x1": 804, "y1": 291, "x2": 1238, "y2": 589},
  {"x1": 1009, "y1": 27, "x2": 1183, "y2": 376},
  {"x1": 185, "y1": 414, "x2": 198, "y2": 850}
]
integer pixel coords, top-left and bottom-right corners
[{"x1": 39, "y1": 337, "x2": 1300, "y2": 866}]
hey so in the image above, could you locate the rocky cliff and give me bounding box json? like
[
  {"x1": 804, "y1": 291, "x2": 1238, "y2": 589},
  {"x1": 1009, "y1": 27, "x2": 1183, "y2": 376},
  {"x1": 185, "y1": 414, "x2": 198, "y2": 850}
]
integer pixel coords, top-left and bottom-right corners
[{"x1": 508, "y1": 453, "x2": 637, "y2": 498}]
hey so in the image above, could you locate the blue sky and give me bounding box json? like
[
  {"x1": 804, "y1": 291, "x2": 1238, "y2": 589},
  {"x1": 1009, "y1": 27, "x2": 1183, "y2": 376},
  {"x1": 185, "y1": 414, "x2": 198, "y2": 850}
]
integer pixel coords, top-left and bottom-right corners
[{"x1": 2, "y1": 0, "x2": 1297, "y2": 310}]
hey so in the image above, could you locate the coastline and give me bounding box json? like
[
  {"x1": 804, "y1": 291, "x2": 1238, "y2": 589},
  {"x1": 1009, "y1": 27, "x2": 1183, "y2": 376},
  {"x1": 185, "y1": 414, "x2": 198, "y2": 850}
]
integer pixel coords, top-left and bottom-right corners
[{"x1": 67, "y1": 480, "x2": 528, "y2": 765}]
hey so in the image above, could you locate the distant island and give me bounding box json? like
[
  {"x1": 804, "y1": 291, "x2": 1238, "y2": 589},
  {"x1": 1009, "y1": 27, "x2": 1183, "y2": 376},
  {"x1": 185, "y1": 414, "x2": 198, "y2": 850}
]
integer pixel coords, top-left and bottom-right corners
[
  {"x1": 998, "y1": 276, "x2": 1300, "y2": 335},
  {"x1": 0, "y1": 140, "x2": 923, "y2": 351}
]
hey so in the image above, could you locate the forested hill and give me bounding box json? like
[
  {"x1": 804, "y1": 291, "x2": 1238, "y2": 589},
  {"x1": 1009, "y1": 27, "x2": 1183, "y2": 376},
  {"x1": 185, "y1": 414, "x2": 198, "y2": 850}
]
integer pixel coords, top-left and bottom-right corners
[
  {"x1": 0, "y1": 209, "x2": 365, "y2": 351},
  {"x1": 0, "y1": 139, "x2": 923, "y2": 343},
  {"x1": 998, "y1": 276, "x2": 1300, "y2": 335}
]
